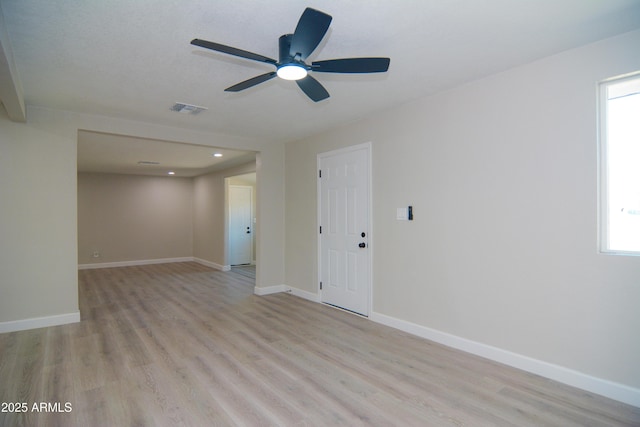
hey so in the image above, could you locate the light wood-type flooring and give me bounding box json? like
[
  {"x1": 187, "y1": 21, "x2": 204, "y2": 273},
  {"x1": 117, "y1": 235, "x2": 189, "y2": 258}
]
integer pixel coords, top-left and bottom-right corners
[
  {"x1": 231, "y1": 264, "x2": 256, "y2": 280},
  {"x1": 1, "y1": 262, "x2": 638, "y2": 426}
]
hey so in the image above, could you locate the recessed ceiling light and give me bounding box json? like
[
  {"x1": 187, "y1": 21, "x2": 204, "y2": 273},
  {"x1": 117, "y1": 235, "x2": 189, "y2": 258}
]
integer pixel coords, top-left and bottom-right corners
[
  {"x1": 213, "y1": 153, "x2": 223, "y2": 157},
  {"x1": 167, "y1": 171, "x2": 175, "y2": 175}
]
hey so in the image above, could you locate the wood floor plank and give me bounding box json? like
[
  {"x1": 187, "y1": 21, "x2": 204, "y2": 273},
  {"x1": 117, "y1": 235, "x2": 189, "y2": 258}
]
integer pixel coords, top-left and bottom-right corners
[{"x1": 1, "y1": 261, "x2": 639, "y2": 426}]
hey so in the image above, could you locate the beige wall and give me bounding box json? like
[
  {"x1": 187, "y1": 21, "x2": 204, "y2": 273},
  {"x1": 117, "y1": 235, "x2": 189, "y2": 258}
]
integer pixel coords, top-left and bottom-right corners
[
  {"x1": 285, "y1": 30, "x2": 640, "y2": 392},
  {"x1": 78, "y1": 173, "x2": 194, "y2": 265},
  {"x1": 0, "y1": 110, "x2": 78, "y2": 323},
  {"x1": 78, "y1": 164, "x2": 256, "y2": 268},
  {"x1": 256, "y1": 147, "x2": 286, "y2": 289},
  {"x1": 193, "y1": 163, "x2": 256, "y2": 267}
]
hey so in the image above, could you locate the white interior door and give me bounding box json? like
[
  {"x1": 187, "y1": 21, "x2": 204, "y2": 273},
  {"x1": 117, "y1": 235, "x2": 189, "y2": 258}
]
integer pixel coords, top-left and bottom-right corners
[
  {"x1": 319, "y1": 143, "x2": 371, "y2": 316},
  {"x1": 229, "y1": 185, "x2": 253, "y2": 265}
]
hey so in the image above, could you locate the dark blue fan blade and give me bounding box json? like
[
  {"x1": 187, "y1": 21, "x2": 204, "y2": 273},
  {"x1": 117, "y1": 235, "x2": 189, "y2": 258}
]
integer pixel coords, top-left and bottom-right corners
[
  {"x1": 312, "y1": 57, "x2": 390, "y2": 73},
  {"x1": 296, "y1": 75, "x2": 330, "y2": 102},
  {"x1": 225, "y1": 72, "x2": 277, "y2": 92},
  {"x1": 191, "y1": 39, "x2": 277, "y2": 65},
  {"x1": 289, "y1": 8, "x2": 332, "y2": 60}
]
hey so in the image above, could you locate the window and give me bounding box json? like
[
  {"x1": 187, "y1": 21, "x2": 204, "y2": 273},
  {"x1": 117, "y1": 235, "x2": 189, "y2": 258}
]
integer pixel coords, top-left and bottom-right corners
[{"x1": 599, "y1": 73, "x2": 640, "y2": 254}]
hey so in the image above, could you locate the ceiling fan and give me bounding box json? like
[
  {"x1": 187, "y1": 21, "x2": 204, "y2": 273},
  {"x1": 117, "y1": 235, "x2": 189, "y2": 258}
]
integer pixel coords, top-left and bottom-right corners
[{"x1": 191, "y1": 7, "x2": 390, "y2": 102}]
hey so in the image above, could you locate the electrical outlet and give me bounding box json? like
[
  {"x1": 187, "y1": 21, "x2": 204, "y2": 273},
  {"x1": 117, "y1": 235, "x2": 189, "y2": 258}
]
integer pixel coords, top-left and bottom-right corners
[{"x1": 92, "y1": 251, "x2": 100, "y2": 258}]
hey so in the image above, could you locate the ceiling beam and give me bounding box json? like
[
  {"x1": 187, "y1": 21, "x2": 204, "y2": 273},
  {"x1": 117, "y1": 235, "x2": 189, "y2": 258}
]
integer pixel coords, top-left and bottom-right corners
[{"x1": 0, "y1": 3, "x2": 26, "y2": 122}]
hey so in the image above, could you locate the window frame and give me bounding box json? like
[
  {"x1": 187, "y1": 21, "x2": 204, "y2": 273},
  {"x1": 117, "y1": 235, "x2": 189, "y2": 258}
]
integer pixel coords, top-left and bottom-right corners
[{"x1": 598, "y1": 71, "x2": 640, "y2": 256}]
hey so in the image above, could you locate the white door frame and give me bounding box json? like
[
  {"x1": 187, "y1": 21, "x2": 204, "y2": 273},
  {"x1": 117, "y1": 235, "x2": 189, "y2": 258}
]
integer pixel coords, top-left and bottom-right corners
[{"x1": 317, "y1": 142, "x2": 373, "y2": 316}]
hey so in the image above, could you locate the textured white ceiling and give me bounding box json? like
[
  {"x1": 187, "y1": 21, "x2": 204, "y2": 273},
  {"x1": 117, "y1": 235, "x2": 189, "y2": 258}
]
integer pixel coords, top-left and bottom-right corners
[
  {"x1": 77, "y1": 130, "x2": 256, "y2": 177},
  {"x1": 2, "y1": 0, "x2": 640, "y2": 166}
]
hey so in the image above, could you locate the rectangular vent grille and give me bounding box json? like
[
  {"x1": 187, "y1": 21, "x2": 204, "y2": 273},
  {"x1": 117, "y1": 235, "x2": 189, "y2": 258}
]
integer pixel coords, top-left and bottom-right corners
[
  {"x1": 170, "y1": 102, "x2": 208, "y2": 115},
  {"x1": 137, "y1": 161, "x2": 160, "y2": 165}
]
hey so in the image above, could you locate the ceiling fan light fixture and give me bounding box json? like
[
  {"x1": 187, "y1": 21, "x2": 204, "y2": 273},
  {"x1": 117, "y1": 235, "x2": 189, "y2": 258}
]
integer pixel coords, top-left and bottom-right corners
[
  {"x1": 277, "y1": 64, "x2": 307, "y2": 80},
  {"x1": 191, "y1": 8, "x2": 389, "y2": 101}
]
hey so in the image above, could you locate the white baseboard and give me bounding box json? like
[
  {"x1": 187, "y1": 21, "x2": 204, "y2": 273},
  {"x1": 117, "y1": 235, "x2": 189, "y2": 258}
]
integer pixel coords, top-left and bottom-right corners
[
  {"x1": 254, "y1": 284, "x2": 289, "y2": 296},
  {"x1": 370, "y1": 311, "x2": 640, "y2": 408},
  {"x1": 0, "y1": 311, "x2": 80, "y2": 334},
  {"x1": 193, "y1": 258, "x2": 230, "y2": 271},
  {"x1": 79, "y1": 257, "x2": 231, "y2": 272},
  {"x1": 289, "y1": 287, "x2": 321, "y2": 303},
  {"x1": 78, "y1": 257, "x2": 193, "y2": 270},
  {"x1": 253, "y1": 285, "x2": 320, "y2": 302}
]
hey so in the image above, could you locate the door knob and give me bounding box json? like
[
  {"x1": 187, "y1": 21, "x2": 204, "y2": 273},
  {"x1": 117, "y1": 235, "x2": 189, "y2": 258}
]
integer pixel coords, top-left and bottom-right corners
[{"x1": 358, "y1": 242, "x2": 366, "y2": 248}]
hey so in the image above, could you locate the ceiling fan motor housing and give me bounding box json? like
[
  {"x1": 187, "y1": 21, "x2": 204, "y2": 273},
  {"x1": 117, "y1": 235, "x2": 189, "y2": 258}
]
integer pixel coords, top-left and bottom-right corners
[
  {"x1": 277, "y1": 34, "x2": 309, "y2": 80},
  {"x1": 279, "y1": 34, "x2": 295, "y2": 64}
]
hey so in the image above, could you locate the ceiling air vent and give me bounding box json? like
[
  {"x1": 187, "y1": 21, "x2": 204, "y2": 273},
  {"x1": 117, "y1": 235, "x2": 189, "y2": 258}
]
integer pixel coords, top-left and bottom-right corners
[
  {"x1": 170, "y1": 102, "x2": 207, "y2": 115},
  {"x1": 137, "y1": 161, "x2": 160, "y2": 165}
]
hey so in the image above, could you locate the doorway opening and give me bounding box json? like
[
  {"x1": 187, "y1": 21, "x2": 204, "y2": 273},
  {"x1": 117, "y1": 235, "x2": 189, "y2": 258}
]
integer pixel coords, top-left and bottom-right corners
[{"x1": 226, "y1": 172, "x2": 257, "y2": 274}]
